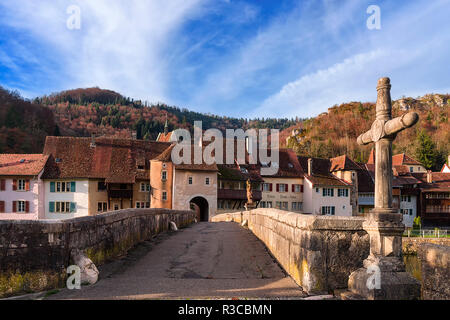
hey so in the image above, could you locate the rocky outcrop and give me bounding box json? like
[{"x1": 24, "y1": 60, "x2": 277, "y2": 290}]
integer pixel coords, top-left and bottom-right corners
[{"x1": 70, "y1": 249, "x2": 99, "y2": 285}]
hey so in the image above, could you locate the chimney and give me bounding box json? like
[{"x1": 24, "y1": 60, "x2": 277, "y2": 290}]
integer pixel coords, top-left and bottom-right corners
[
  {"x1": 426, "y1": 170, "x2": 433, "y2": 183},
  {"x1": 308, "y1": 158, "x2": 313, "y2": 176},
  {"x1": 90, "y1": 134, "x2": 96, "y2": 148}
]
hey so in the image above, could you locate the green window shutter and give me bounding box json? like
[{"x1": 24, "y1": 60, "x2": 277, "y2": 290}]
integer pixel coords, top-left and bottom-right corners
[
  {"x1": 71, "y1": 181, "x2": 76, "y2": 192},
  {"x1": 331, "y1": 207, "x2": 335, "y2": 215},
  {"x1": 49, "y1": 202, "x2": 55, "y2": 213},
  {"x1": 322, "y1": 188, "x2": 326, "y2": 197},
  {"x1": 70, "y1": 202, "x2": 76, "y2": 213},
  {"x1": 50, "y1": 182, "x2": 55, "y2": 193}
]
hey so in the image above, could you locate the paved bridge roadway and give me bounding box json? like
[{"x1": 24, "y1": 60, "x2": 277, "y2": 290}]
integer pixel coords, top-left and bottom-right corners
[{"x1": 48, "y1": 222, "x2": 306, "y2": 300}]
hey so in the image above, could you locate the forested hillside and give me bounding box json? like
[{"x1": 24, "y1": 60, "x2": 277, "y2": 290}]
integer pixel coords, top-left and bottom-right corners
[{"x1": 1, "y1": 85, "x2": 448, "y2": 171}]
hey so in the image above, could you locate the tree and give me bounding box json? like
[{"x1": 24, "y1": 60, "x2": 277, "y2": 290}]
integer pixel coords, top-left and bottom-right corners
[{"x1": 415, "y1": 130, "x2": 439, "y2": 170}]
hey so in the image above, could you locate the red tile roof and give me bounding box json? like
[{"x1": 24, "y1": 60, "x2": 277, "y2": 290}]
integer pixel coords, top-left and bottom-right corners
[
  {"x1": 297, "y1": 156, "x2": 350, "y2": 187},
  {"x1": 42, "y1": 136, "x2": 172, "y2": 183},
  {"x1": 392, "y1": 153, "x2": 422, "y2": 166},
  {"x1": 260, "y1": 148, "x2": 303, "y2": 178},
  {"x1": 330, "y1": 155, "x2": 361, "y2": 172},
  {"x1": 412, "y1": 172, "x2": 450, "y2": 191},
  {"x1": 0, "y1": 154, "x2": 49, "y2": 176}
]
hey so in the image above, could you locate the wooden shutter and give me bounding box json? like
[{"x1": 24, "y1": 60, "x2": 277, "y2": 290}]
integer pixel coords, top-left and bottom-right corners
[
  {"x1": 276, "y1": 184, "x2": 279, "y2": 192},
  {"x1": 0, "y1": 179, "x2": 5, "y2": 191},
  {"x1": 269, "y1": 183, "x2": 273, "y2": 191},
  {"x1": 50, "y1": 182, "x2": 55, "y2": 192},
  {"x1": 25, "y1": 180, "x2": 30, "y2": 191},
  {"x1": 12, "y1": 201, "x2": 16, "y2": 212},
  {"x1": 49, "y1": 202, "x2": 55, "y2": 213},
  {"x1": 292, "y1": 184, "x2": 295, "y2": 192},
  {"x1": 301, "y1": 185, "x2": 304, "y2": 193},
  {"x1": 70, "y1": 202, "x2": 76, "y2": 213},
  {"x1": 285, "y1": 184, "x2": 288, "y2": 192},
  {"x1": 0, "y1": 201, "x2": 4, "y2": 213},
  {"x1": 25, "y1": 201, "x2": 30, "y2": 213},
  {"x1": 12, "y1": 180, "x2": 17, "y2": 191},
  {"x1": 71, "y1": 181, "x2": 76, "y2": 192}
]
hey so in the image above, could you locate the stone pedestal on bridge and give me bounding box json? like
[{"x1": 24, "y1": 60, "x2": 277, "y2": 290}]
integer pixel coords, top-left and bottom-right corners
[{"x1": 347, "y1": 77, "x2": 420, "y2": 300}]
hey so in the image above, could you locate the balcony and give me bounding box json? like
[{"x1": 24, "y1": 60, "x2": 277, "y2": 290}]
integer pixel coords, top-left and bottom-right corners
[
  {"x1": 218, "y1": 189, "x2": 262, "y2": 201},
  {"x1": 108, "y1": 189, "x2": 133, "y2": 199},
  {"x1": 358, "y1": 196, "x2": 374, "y2": 206}
]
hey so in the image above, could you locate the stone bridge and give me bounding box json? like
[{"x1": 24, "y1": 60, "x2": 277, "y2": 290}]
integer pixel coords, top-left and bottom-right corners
[{"x1": 0, "y1": 208, "x2": 446, "y2": 299}]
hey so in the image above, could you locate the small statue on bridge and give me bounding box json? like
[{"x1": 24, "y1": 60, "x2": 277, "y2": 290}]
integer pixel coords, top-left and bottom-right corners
[
  {"x1": 245, "y1": 179, "x2": 256, "y2": 211},
  {"x1": 347, "y1": 77, "x2": 420, "y2": 300}
]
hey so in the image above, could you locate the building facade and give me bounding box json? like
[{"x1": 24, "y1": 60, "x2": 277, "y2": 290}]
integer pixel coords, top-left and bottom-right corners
[{"x1": 0, "y1": 154, "x2": 49, "y2": 220}]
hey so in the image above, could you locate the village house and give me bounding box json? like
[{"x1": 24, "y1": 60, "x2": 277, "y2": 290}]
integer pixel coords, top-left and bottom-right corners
[
  {"x1": 260, "y1": 149, "x2": 304, "y2": 212},
  {"x1": 298, "y1": 156, "x2": 352, "y2": 216},
  {"x1": 150, "y1": 144, "x2": 218, "y2": 221},
  {"x1": 0, "y1": 154, "x2": 49, "y2": 220},
  {"x1": 412, "y1": 171, "x2": 450, "y2": 227},
  {"x1": 42, "y1": 136, "x2": 171, "y2": 219}
]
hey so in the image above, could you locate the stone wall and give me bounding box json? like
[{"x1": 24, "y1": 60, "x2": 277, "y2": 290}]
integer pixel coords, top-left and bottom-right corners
[
  {"x1": 0, "y1": 208, "x2": 195, "y2": 298},
  {"x1": 212, "y1": 209, "x2": 369, "y2": 294},
  {"x1": 418, "y1": 243, "x2": 450, "y2": 300},
  {"x1": 403, "y1": 237, "x2": 450, "y2": 255}
]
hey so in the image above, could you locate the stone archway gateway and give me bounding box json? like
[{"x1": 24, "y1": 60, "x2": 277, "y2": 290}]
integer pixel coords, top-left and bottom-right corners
[{"x1": 190, "y1": 196, "x2": 209, "y2": 222}]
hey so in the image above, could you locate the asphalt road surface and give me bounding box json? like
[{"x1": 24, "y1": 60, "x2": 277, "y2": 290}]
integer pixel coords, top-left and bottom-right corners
[{"x1": 48, "y1": 222, "x2": 306, "y2": 300}]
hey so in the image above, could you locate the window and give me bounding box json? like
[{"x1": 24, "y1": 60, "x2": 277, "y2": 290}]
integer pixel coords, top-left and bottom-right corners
[
  {"x1": 97, "y1": 202, "x2": 107, "y2": 212},
  {"x1": 219, "y1": 181, "x2": 224, "y2": 189},
  {"x1": 188, "y1": 177, "x2": 193, "y2": 185},
  {"x1": 292, "y1": 202, "x2": 303, "y2": 211},
  {"x1": 278, "y1": 184, "x2": 287, "y2": 192},
  {"x1": 266, "y1": 201, "x2": 273, "y2": 208},
  {"x1": 323, "y1": 188, "x2": 334, "y2": 197},
  {"x1": 205, "y1": 177, "x2": 210, "y2": 185},
  {"x1": 50, "y1": 201, "x2": 74, "y2": 213},
  {"x1": 417, "y1": 167, "x2": 421, "y2": 172},
  {"x1": 338, "y1": 189, "x2": 349, "y2": 197},
  {"x1": 18, "y1": 179, "x2": 26, "y2": 191},
  {"x1": 316, "y1": 187, "x2": 320, "y2": 193},
  {"x1": 114, "y1": 204, "x2": 119, "y2": 210},
  {"x1": 136, "y1": 201, "x2": 150, "y2": 209},
  {"x1": 282, "y1": 202, "x2": 288, "y2": 210},
  {"x1": 162, "y1": 191, "x2": 167, "y2": 201},
  {"x1": 260, "y1": 201, "x2": 266, "y2": 208},
  {"x1": 321, "y1": 206, "x2": 335, "y2": 215},
  {"x1": 51, "y1": 181, "x2": 75, "y2": 193},
  {"x1": 293, "y1": 184, "x2": 303, "y2": 193},
  {"x1": 140, "y1": 182, "x2": 150, "y2": 192},
  {"x1": 161, "y1": 171, "x2": 167, "y2": 181},
  {"x1": 409, "y1": 167, "x2": 414, "y2": 173},
  {"x1": 17, "y1": 200, "x2": 25, "y2": 212},
  {"x1": 275, "y1": 201, "x2": 281, "y2": 209},
  {"x1": 263, "y1": 183, "x2": 272, "y2": 192},
  {"x1": 98, "y1": 182, "x2": 107, "y2": 191}
]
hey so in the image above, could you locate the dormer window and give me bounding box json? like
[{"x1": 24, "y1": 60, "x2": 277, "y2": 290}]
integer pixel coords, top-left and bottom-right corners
[{"x1": 55, "y1": 158, "x2": 62, "y2": 163}]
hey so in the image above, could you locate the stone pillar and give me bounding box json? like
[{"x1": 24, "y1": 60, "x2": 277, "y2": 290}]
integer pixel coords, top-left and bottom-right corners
[{"x1": 347, "y1": 77, "x2": 420, "y2": 300}]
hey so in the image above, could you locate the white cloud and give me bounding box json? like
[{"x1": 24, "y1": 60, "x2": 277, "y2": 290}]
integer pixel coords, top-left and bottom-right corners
[{"x1": 0, "y1": 0, "x2": 207, "y2": 100}]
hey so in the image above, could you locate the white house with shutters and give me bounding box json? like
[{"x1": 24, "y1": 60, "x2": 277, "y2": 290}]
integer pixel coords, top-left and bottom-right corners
[
  {"x1": 44, "y1": 180, "x2": 90, "y2": 219},
  {"x1": 298, "y1": 156, "x2": 353, "y2": 216},
  {"x1": 0, "y1": 154, "x2": 49, "y2": 220}
]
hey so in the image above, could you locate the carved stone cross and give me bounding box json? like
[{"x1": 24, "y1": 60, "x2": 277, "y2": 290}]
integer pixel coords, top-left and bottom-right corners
[
  {"x1": 357, "y1": 77, "x2": 418, "y2": 211},
  {"x1": 347, "y1": 77, "x2": 421, "y2": 300}
]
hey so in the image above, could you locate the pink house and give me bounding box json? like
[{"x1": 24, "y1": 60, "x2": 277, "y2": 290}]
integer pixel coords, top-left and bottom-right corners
[{"x1": 0, "y1": 154, "x2": 49, "y2": 220}]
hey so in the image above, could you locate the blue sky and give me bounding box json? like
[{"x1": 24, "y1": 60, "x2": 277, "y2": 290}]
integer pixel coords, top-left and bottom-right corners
[{"x1": 0, "y1": 0, "x2": 449, "y2": 118}]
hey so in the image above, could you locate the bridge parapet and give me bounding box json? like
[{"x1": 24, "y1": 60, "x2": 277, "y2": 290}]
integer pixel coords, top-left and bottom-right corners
[
  {"x1": 213, "y1": 209, "x2": 369, "y2": 294},
  {"x1": 0, "y1": 209, "x2": 195, "y2": 298}
]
